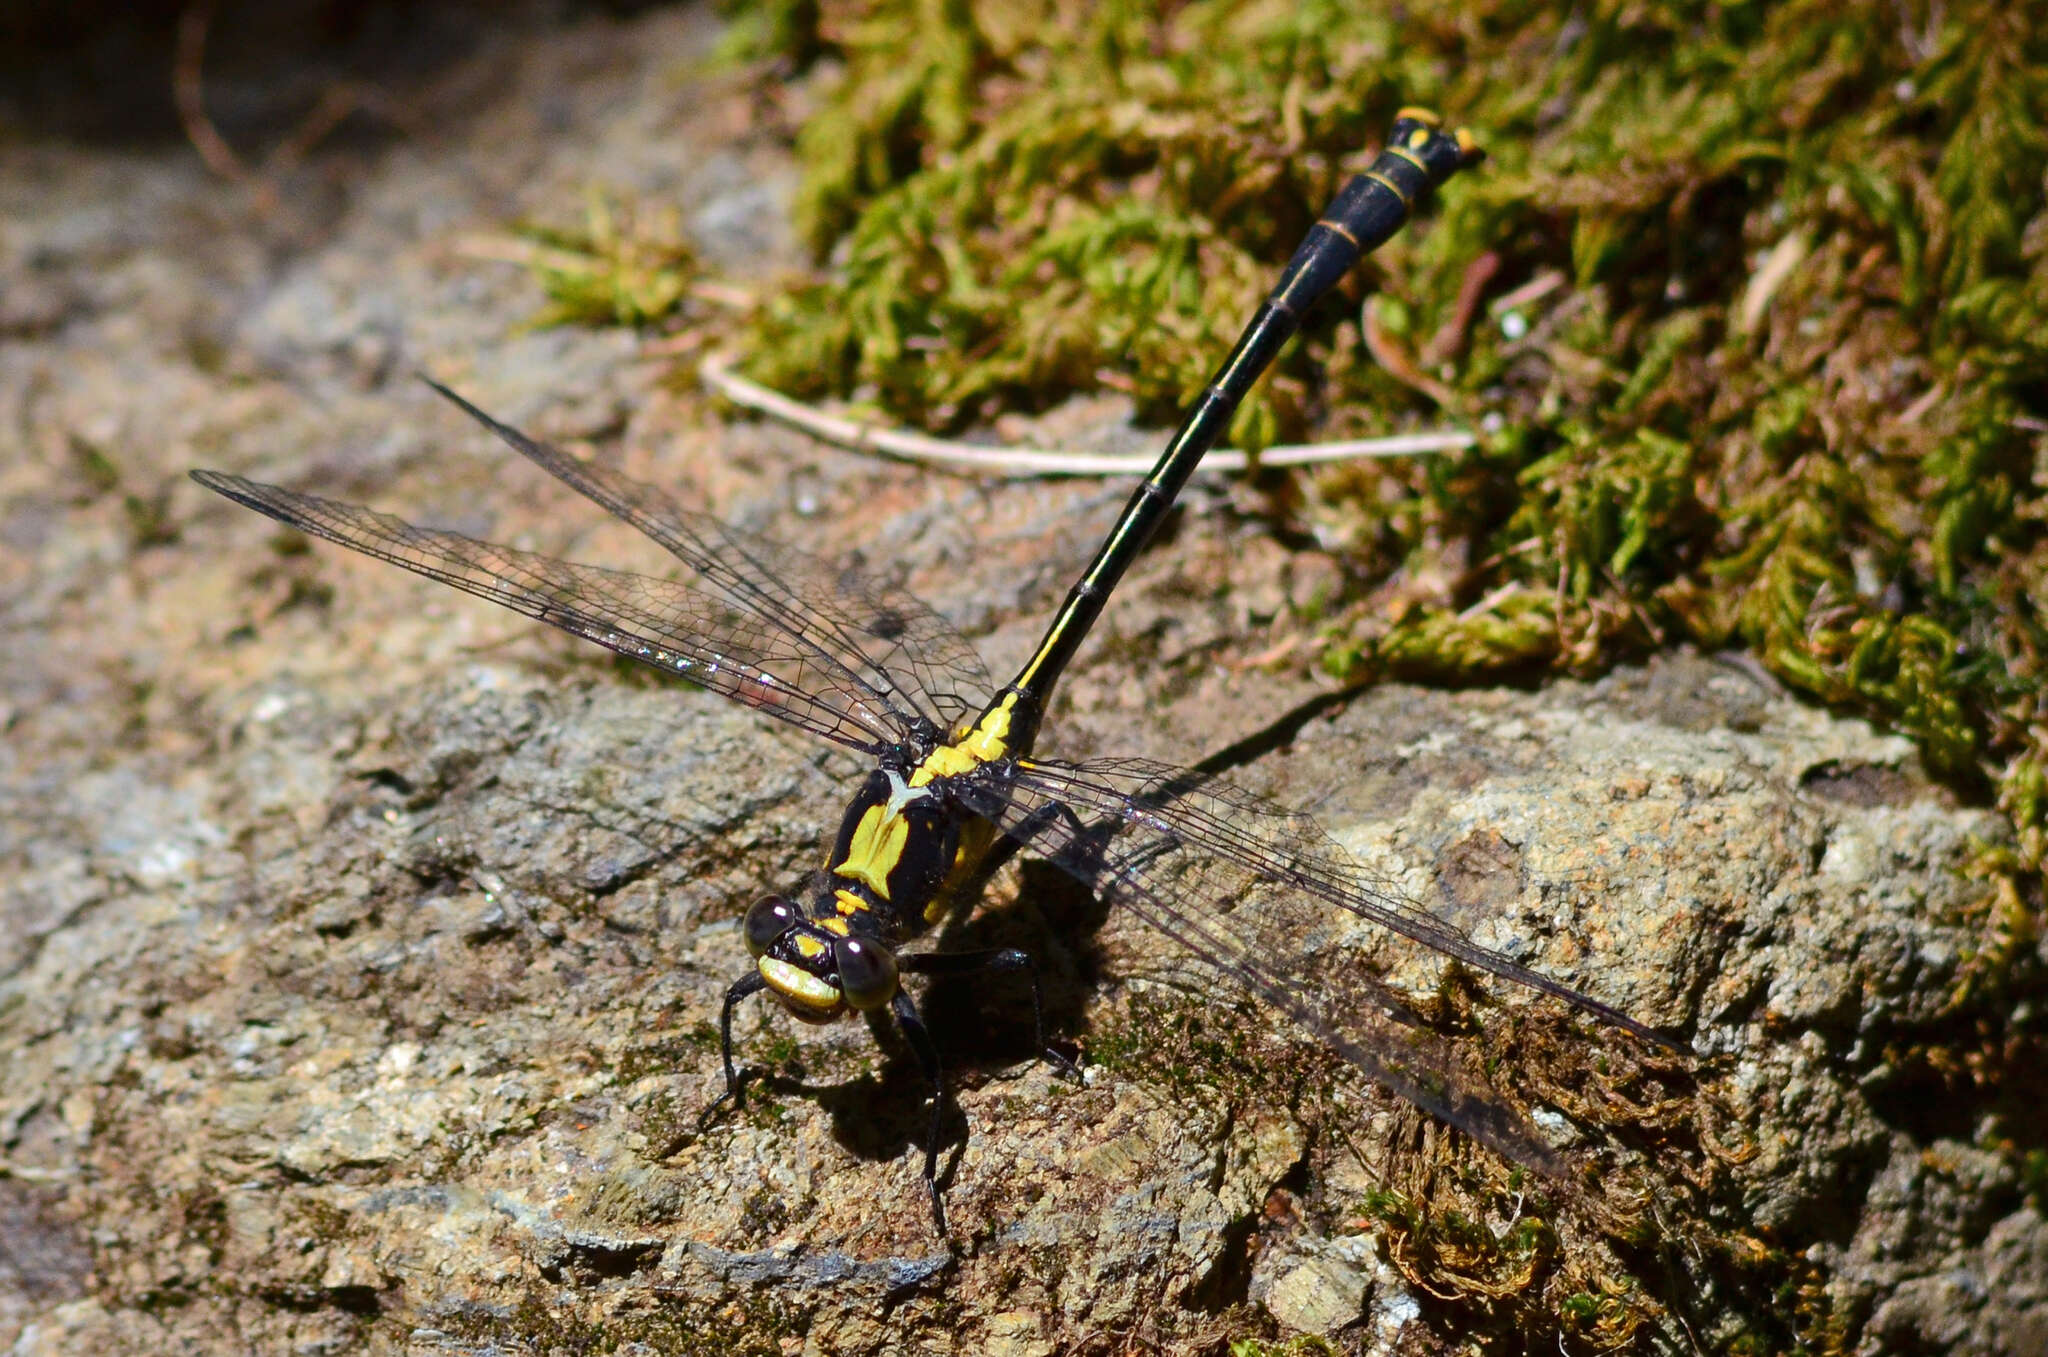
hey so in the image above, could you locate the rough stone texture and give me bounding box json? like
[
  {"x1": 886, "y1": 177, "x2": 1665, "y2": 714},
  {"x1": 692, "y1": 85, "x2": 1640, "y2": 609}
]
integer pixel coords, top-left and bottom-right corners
[{"x1": 3, "y1": 5, "x2": 2045, "y2": 1355}]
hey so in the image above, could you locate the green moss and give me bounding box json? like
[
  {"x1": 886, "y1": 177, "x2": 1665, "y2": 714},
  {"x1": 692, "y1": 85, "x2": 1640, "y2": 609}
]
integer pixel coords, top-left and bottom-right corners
[
  {"x1": 1087, "y1": 988, "x2": 1337, "y2": 1114},
  {"x1": 69, "y1": 434, "x2": 122, "y2": 496},
  {"x1": 1228, "y1": 1338, "x2": 1337, "y2": 1357},
  {"x1": 1346, "y1": 1172, "x2": 1628, "y2": 1345},
  {"x1": 725, "y1": 0, "x2": 1483, "y2": 442},
  {"x1": 615, "y1": 1031, "x2": 718, "y2": 1086},
  {"x1": 513, "y1": 189, "x2": 705, "y2": 330},
  {"x1": 2021, "y1": 1147, "x2": 2048, "y2": 1210}
]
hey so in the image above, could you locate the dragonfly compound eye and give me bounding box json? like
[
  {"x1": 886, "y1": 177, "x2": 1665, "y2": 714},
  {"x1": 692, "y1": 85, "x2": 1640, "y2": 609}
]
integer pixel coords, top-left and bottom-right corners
[
  {"x1": 832, "y1": 936, "x2": 899, "y2": 1011},
  {"x1": 743, "y1": 895, "x2": 798, "y2": 958}
]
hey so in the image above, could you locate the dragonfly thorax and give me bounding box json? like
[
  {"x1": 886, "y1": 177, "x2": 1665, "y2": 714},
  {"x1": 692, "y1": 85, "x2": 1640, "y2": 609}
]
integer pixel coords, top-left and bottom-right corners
[
  {"x1": 927, "y1": 687, "x2": 1039, "y2": 783},
  {"x1": 823, "y1": 765, "x2": 973, "y2": 932}
]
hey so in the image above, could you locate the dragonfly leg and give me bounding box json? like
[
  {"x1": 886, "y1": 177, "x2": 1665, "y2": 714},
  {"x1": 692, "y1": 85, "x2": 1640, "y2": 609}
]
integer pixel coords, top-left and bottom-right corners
[
  {"x1": 704, "y1": 971, "x2": 768, "y2": 1122},
  {"x1": 970, "y1": 792, "x2": 1100, "y2": 879},
  {"x1": 967, "y1": 830, "x2": 1027, "y2": 880},
  {"x1": 1014, "y1": 793, "x2": 1118, "y2": 869},
  {"x1": 901, "y1": 948, "x2": 1081, "y2": 1083},
  {"x1": 891, "y1": 988, "x2": 950, "y2": 1233}
]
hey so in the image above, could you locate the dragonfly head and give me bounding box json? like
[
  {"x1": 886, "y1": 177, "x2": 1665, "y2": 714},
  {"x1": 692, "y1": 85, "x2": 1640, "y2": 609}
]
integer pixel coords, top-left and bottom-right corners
[{"x1": 743, "y1": 894, "x2": 900, "y2": 1022}]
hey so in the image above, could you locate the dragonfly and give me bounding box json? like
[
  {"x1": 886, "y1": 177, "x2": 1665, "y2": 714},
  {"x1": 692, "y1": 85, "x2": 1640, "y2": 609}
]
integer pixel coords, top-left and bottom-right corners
[{"x1": 193, "y1": 111, "x2": 1673, "y2": 1229}]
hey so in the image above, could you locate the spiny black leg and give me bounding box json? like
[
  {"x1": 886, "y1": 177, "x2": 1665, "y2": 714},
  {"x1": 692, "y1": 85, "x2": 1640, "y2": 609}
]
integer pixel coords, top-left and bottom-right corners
[
  {"x1": 901, "y1": 947, "x2": 1080, "y2": 1084},
  {"x1": 703, "y1": 971, "x2": 768, "y2": 1124},
  {"x1": 952, "y1": 794, "x2": 1095, "y2": 899},
  {"x1": 976, "y1": 795, "x2": 1084, "y2": 874},
  {"x1": 892, "y1": 988, "x2": 950, "y2": 1233},
  {"x1": 1005, "y1": 793, "x2": 1124, "y2": 881}
]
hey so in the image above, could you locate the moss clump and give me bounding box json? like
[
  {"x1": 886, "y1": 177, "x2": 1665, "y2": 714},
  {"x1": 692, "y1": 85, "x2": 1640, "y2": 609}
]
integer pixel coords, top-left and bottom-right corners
[
  {"x1": 724, "y1": 0, "x2": 1486, "y2": 447},
  {"x1": 1227, "y1": 1338, "x2": 1338, "y2": 1357},
  {"x1": 513, "y1": 189, "x2": 707, "y2": 330},
  {"x1": 1087, "y1": 987, "x2": 1340, "y2": 1115}
]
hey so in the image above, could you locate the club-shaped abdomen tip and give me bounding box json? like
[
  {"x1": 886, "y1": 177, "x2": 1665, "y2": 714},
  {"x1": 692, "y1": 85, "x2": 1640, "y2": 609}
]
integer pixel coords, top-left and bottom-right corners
[
  {"x1": 1454, "y1": 125, "x2": 1486, "y2": 167},
  {"x1": 1389, "y1": 107, "x2": 1483, "y2": 176}
]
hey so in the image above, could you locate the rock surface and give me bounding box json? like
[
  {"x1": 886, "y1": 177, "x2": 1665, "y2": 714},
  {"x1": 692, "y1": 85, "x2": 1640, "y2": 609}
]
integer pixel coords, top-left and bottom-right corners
[{"x1": 3, "y1": 5, "x2": 2044, "y2": 1354}]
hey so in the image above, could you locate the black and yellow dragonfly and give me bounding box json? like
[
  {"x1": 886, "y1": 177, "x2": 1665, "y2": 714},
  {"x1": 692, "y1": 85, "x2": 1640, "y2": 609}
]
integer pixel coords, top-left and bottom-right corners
[{"x1": 193, "y1": 111, "x2": 1671, "y2": 1227}]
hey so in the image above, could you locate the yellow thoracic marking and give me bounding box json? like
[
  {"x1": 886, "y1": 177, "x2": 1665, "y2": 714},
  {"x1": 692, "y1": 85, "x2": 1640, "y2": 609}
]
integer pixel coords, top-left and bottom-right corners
[
  {"x1": 820, "y1": 916, "x2": 851, "y2": 937},
  {"x1": 911, "y1": 698, "x2": 1014, "y2": 788},
  {"x1": 759, "y1": 957, "x2": 840, "y2": 1012},
  {"x1": 833, "y1": 803, "x2": 910, "y2": 898},
  {"x1": 928, "y1": 816, "x2": 999, "y2": 923},
  {"x1": 834, "y1": 889, "x2": 869, "y2": 916},
  {"x1": 912, "y1": 743, "x2": 980, "y2": 785}
]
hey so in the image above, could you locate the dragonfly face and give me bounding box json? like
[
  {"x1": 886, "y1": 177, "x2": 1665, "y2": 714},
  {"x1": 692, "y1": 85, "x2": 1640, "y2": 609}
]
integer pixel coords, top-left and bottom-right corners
[{"x1": 743, "y1": 894, "x2": 900, "y2": 1022}]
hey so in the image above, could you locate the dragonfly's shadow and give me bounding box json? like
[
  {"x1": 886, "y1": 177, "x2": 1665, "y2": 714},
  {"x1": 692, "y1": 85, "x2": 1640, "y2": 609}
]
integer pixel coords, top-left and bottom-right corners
[
  {"x1": 918, "y1": 848, "x2": 1111, "y2": 1062},
  {"x1": 762, "y1": 853, "x2": 1115, "y2": 1187},
  {"x1": 743, "y1": 1057, "x2": 933, "y2": 1178}
]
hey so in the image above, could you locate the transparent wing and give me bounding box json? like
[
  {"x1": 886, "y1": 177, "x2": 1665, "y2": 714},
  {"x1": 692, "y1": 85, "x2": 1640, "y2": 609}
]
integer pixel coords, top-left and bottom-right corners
[
  {"x1": 424, "y1": 381, "x2": 992, "y2": 742},
  {"x1": 193, "y1": 471, "x2": 915, "y2": 754},
  {"x1": 969, "y1": 755, "x2": 1674, "y2": 1171}
]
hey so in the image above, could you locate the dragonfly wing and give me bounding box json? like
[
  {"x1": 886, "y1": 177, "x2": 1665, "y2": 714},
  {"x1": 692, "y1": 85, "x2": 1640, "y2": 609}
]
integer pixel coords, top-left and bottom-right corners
[
  {"x1": 973, "y1": 755, "x2": 1667, "y2": 1172},
  {"x1": 1009, "y1": 756, "x2": 1669, "y2": 1042},
  {"x1": 425, "y1": 381, "x2": 993, "y2": 741},
  {"x1": 192, "y1": 471, "x2": 915, "y2": 754}
]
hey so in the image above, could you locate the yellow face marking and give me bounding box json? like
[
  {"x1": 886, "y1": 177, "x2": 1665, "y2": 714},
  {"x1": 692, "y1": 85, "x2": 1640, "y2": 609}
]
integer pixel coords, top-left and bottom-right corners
[
  {"x1": 832, "y1": 803, "x2": 910, "y2": 898},
  {"x1": 793, "y1": 933, "x2": 828, "y2": 961},
  {"x1": 759, "y1": 957, "x2": 841, "y2": 1013},
  {"x1": 819, "y1": 916, "x2": 850, "y2": 937},
  {"x1": 834, "y1": 889, "x2": 869, "y2": 916}
]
